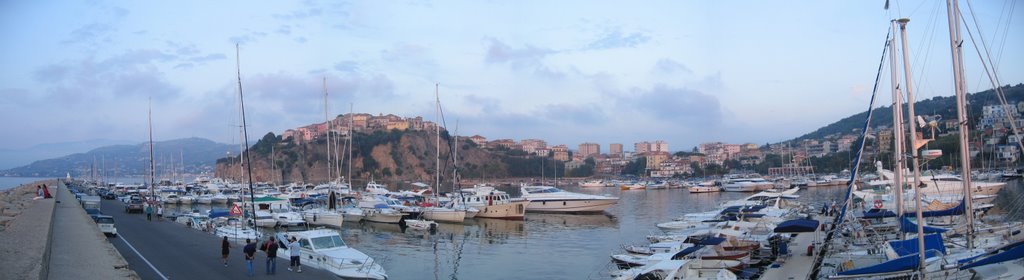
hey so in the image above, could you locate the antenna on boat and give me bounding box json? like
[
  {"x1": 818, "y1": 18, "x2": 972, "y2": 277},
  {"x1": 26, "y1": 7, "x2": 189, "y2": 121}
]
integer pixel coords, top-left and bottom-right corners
[{"x1": 236, "y1": 43, "x2": 258, "y2": 231}]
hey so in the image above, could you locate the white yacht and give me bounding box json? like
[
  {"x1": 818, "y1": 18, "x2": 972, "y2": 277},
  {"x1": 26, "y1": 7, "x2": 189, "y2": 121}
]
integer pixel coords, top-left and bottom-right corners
[
  {"x1": 275, "y1": 229, "x2": 387, "y2": 280},
  {"x1": 254, "y1": 210, "x2": 306, "y2": 228},
  {"x1": 302, "y1": 208, "x2": 344, "y2": 228},
  {"x1": 452, "y1": 185, "x2": 528, "y2": 220},
  {"x1": 365, "y1": 181, "x2": 389, "y2": 195},
  {"x1": 579, "y1": 179, "x2": 607, "y2": 188},
  {"x1": 611, "y1": 259, "x2": 737, "y2": 280},
  {"x1": 519, "y1": 185, "x2": 619, "y2": 213},
  {"x1": 688, "y1": 182, "x2": 720, "y2": 193},
  {"x1": 214, "y1": 218, "x2": 261, "y2": 241},
  {"x1": 720, "y1": 178, "x2": 773, "y2": 192}
]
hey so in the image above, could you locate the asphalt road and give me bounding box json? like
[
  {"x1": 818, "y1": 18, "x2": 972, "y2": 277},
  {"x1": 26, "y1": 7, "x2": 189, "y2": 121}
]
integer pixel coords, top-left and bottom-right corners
[{"x1": 100, "y1": 199, "x2": 338, "y2": 280}]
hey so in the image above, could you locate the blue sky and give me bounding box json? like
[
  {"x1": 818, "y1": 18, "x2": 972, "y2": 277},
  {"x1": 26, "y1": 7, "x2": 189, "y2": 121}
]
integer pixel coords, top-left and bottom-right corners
[{"x1": 1, "y1": 0, "x2": 1021, "y2": 152}]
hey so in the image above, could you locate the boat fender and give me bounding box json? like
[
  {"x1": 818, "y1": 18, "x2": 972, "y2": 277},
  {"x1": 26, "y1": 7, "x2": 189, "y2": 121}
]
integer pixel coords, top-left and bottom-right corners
[{"x1": 873, "y1": 200, "x2": 883, "y2": 209}]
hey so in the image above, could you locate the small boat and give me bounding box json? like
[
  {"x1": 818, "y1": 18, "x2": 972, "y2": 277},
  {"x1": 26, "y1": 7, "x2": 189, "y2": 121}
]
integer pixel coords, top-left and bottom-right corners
[
  {"x1": 620, "y1": 182, "x2": 647, "y2": 190},
  {"x1": 275, "y1": 229, "x2": 387, "y2": 280},
  {"x1": 362, "y1": 207, "x2": 404, "y2": 224},
  {"x1": 340, "y1": 207, "x2": 364, "y2": 223},
  {"x1": 579, "y1": 180, "x2": 606, "y2": 188},
  {"x1": 211, "y1": 193, "x2": 229, "y2": 204},
  {"x1": 365, "y1": 181, "x2": 389, "y2": 195},
  {"x1": 420, "y1": 206, "x2": 466, "y2": 223},
  {"x1": 214, "y1": 218, "x2": 261, "y2": 241},
  {"x1": 302, "y1": 208, "x2": 344, "y2": 228},
  {"x1": 611, "y1": 259, "x2": 738, "y2": 280},
  {"x1": 688, "y1": 184, "x2": 720, "y2": 193},
  {"x1": 451, "y1": 185, "x2": 528, "y2": 220},
  {"x1": 404, "y1": 219, "x2": 437, "y2": 231},
  {"x1": 196, "y1": 194, "x2": 213, "y2": 204}
]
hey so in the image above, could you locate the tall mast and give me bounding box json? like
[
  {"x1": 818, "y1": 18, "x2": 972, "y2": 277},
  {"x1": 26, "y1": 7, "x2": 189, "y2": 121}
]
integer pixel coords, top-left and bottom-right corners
[
  {"x1": 148, "y1": 99, "x2": 155, "y2": 199},
  {"x1": 453, "y1": 120, "x2": 458, "y2": 192},
  {"x1": 236, "y1": 43, "x2": 257, "y2": 226},
  {"x1": 348, "y1": 103, "x2": 353, "y2": 185},
  {"x1": 946, "y1": 0, "x2": 974, "y2": 249},
  {"x1": 896, "y1": 18, "x2": 927, "y2": 275},
  {"x1": 435, "y1": 83, "x2": 441, "y2": 197},
  {"x1": 888, "y1": 20, "x2": 905, "y2": 219},
  {"x1": 324, "y1": 76, "x2": 332, "y2": 182}
]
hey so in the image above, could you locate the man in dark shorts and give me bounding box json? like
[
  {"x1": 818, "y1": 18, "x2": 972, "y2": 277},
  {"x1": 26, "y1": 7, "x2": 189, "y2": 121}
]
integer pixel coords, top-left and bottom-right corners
[{"x1": 221, "y1": 236, "x2": 231, "y2": 267}]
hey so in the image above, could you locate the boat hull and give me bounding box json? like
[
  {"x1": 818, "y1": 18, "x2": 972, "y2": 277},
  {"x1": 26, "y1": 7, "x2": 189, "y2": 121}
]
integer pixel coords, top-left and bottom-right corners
[
  {"x1": 362, "y1": 209, "x2": 403, "y2": 224},
  {"x1": 421, "y1": 209, "x2": 466, "y2": 223},
  {"x1": 473, "y1": 200, "x2": 528, "y2": 220},
  {"x1": 525, "y1": 199, "x2": 618, "y2": 213}
]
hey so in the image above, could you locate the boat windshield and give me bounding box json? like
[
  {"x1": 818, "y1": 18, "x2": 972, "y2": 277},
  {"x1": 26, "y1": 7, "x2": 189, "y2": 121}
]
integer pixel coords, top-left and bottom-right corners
[{"x1": 311, "y1": 235, "x2": 347, "y2": 249}]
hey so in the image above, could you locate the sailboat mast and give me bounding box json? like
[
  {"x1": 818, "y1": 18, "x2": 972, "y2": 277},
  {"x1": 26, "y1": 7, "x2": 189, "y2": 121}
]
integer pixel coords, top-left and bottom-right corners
[
  {"x1": 946, "y1": 0, "x2": 974, "y2": 249},
  {"x1": 148, "y1": 99, "x2": 155, "y2": 199},
  {"x1": 348, "y1": 103, "x2": 353, "y2": 184},
  {"x1": 236, "y1": 43, "x2": 257, "y2": 226},
  {"x1": 896, "y1": 18, "x2": 927, "y2": 275},
  {"x1": 888, "y1": 20, "x2": 905, "y2": 218},
  {"x1": 435, "y1": 83, "x2": 441, "y2": 197},
  {"x1": 324, "y1": 76, "x2": 332, "y2": 183}
]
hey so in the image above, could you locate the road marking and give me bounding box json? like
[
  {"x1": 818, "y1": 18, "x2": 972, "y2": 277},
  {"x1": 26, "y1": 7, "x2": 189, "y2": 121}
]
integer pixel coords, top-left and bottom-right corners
[{"x1": 118, "y1": 233, "x2": 170, "y2": 280}]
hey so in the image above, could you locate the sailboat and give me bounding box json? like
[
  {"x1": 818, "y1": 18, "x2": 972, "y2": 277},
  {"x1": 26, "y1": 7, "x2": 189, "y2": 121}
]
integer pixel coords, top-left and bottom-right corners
[
  {"x1": 815, "y1": 2, "x2": 1024, "y2": 278},
  {"x1": 418, "y1": 83, "x2": 466, "y2": 224}
]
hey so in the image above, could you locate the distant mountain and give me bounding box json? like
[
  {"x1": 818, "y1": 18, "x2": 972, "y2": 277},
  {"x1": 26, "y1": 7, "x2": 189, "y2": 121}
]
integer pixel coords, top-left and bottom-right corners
[
  {"x1": 0, "y1": 137, "x2": 234, "y2": 178},
  {"x1": 793, "y1": 83, "x2": 1024, "y2": 142},
  {"x1": 0, "y1": 139, "x2": 136, "y2": 170}
]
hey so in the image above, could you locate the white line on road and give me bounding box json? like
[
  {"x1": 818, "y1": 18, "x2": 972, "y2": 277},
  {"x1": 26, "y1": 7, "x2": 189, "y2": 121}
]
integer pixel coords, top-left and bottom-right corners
[{"x1": 118, "y1": 233, "x2": 170, "y2": 280}]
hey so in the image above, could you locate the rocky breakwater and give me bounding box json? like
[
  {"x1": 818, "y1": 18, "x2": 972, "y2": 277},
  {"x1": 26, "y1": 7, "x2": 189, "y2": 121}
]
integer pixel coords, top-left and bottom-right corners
[{"x1": 0, "y1": 179, "x2": 58, "y2": 279}]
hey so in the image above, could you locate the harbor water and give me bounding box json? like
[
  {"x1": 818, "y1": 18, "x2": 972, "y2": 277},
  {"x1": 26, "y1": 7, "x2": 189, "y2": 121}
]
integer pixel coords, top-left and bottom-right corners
[{"x1": 161, "y1": 184, "x2": 862, "y2": 279}]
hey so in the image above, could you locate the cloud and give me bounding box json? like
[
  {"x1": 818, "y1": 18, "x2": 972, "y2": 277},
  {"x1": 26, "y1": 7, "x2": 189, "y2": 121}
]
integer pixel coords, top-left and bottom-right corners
[
  {"x1": 653, "y1": 58, "x2": 693, "y2": 75},
  {"x1": 483, "y1": 38, "x2": 564, "y2": 80},
  {"x1": 273, "y1": 7, "x2": 323, "y2": 20},
  {"x1": 586, "y1": 29, "x2": 650, "y2": 50},
  {"x1": 62, "y1": 23, "x2": 115, "y2": 45},
  {"x1": 334, "y1": 61, "x2": 360, "y2": 73},
  {"x1": 463, "y1": 94, "x2": 501, "y2": 113},
  {"x1": 538, "y1": 103, "x2": 607, "y2": 125},
  {"x1": 276, "y1": 25, "x2": 292, "y2": 35},
  {"x1": 190, "y1": 53, "x2": 227, "y2": 63},
  {"x1": 617, "y1": 85, "x2": 724, "y2": 128},
  {"x1": 380, "y1": 43, "x2": 439, "y2": 78}
]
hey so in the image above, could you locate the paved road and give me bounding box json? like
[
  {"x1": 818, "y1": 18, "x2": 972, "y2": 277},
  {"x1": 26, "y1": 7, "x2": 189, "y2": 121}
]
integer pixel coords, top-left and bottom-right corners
[{"x1": 101, "y1": 199, "x2": 337, "y2": 280}]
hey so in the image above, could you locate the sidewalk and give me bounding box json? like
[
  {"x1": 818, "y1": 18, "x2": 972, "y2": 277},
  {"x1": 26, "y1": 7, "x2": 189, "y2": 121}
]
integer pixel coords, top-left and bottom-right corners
[{"x1": 47, "y1": 183, "x2": 138, "y2": 280}]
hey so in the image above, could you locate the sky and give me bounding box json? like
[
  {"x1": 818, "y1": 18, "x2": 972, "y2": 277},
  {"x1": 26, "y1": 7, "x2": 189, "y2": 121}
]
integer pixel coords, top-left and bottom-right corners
[{"x1": 1, "y1": 0, "x2": 1022, "y2": 153}]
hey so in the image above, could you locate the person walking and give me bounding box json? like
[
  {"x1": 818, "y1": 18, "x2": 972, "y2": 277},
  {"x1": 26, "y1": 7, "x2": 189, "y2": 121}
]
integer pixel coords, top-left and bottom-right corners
[
  {"x1": 243, "y1": 239, "x2": 256, "y2": 277},
  {"x1": 221, "y1": 236, "x2": 232, "y2": 267},
  {"x1": 156, "y1": 205, "x2": 164, "y2": 221},
  {"x1": 287, "y1": 237, "x2": 301, "y2": 272},
  {"x1": 145, "y1": 204, "x2": 153, "y2": 221},
  {"x1": 263, "y1": 236, "x2": 279, "y2": 275}
]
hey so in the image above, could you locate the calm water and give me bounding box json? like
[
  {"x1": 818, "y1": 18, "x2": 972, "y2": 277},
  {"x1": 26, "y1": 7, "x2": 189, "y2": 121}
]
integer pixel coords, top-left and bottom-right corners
[
  {"x1": 0, "y1": 176, "x2": 51, "y2": 190},
  {"x1": 162, "y1": 185, "x2": 853, "y2": 279},
  {"x1": 154, "y1": 181, "x2": 1024, "y2": 280}
]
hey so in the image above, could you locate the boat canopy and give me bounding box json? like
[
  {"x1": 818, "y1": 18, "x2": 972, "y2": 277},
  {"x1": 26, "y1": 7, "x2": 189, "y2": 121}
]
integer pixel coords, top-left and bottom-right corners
[
  {"x1": 958, "y1": 241, "x2": 1024, "y2": 270},
  {"x1": 253, "y1": 196, "x2": 285, "y2": 202},
  {"x1": 901, "y1": 199, "x2": 964, "y2": 218},
  {"x1": 774, "y1": 219, "x2": 820, "y2": 233},
  {"x1": 888, "y1": 233, "x2": 946, "y2": 257},
  {"x1": 899, "y1": 218, "x2": 948, "y2": 234},
  {"x1": 861, "y1": 209, "x2": 897, "y2": 219},
  {"x1": 720, "y1": 205, "x2": 767, "y2": 214},
  {"x1": 670, "y1": 245, "x2": 704, "y2": 260},
  {"x1": 836, "y1": 250, "x2": 940, "y2": 276},
  {"x1": 208, "y1": 209, "x2": 230, "y2": 218}
]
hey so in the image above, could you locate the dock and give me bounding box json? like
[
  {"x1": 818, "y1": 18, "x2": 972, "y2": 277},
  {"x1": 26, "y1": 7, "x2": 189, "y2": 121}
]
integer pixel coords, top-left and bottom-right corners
[{"x1": 759, "y1": 215, "x2": 828, "y2": 280}]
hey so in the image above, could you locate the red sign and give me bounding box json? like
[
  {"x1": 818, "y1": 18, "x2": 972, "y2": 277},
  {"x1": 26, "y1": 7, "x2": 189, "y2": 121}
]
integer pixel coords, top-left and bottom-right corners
[{"x1": 230, "y1": 205, "x2": 242, "y2": 216}]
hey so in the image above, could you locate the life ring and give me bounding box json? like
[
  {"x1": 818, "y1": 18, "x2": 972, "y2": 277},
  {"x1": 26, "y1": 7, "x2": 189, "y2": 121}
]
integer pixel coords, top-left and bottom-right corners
[{"x1": 873, "y1": 200, "x2": 883, "y2": 209}]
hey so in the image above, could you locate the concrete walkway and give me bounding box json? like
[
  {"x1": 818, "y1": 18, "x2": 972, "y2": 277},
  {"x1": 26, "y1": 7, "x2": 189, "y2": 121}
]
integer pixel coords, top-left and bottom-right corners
[
  {"x1": 0, "y1": 181, "x2": 56, "y2": 280},
  {"x1": 47, "y1": 183, "x2": 138, "y2": 280}
]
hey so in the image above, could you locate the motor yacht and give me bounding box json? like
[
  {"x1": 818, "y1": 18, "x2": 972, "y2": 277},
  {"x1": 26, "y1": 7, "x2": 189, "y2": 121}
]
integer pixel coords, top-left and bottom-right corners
[
  {"x1": 519, "y1": 185, "x2": 619, "y2": 213},
  {"x1": 275, "y1": 229, "x2": 387, "y2": 280}
]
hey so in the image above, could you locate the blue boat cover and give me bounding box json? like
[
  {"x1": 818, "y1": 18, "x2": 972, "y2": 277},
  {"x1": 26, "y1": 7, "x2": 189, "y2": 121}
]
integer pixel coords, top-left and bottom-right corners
[
  {"x1": 888, "y1": 234, "x2": 946, "y2": 256},
  {"x1": 699, "y1": 237, "x2": 726, "y2": 245},
  {"x1": 774, "y1": 219, "x2": 820, "y2": 233},
  {"x1": 959, "y1": 241, "x2": 1024, "y2": 270},
  {"x1": 208, "y1": 209, "x2": 230, "y2": 218},
  {"x1": 837, "y1": 250, "x2": 940, "y2": 276},
  {"x1": 374, "y1": 203, "x2": 389, "y2": 209},
  {"x1": 899, "y1": 218, "x2": 948, "y2": 234},
  {"x1": 671, "y1": 245, "x2": 704, "y2": 260},
  {"x1": 862, "y1": 209, "x2": 897, "y2": 219},
  {"x1": 720, "y1": 205, "x2": 767, "y2": 214},
  {"x1": 902, "y1": 200, "x2": 964, "y2": 218}
]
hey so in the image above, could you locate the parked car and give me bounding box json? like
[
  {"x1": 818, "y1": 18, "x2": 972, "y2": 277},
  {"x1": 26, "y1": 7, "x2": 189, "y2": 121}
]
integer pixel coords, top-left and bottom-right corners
[
  {"x1": 85, "y1": 208, "x2": 103, "y2": 221},
  {"x1": 101, "y1": 193, "x2": 117, "y2": 200},
  {"x1": 94, "y1": 215, "x2": 117, "y2": 237},
  {"x1": 125, "y1": 199, "x2": 144, "y2": 214}
]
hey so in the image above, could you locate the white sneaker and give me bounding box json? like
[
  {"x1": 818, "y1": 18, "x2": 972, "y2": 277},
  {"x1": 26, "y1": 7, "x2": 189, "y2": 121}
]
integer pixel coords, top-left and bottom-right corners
[{"x1": 287, "y1": 267, "x2": 292, "y2": 271}]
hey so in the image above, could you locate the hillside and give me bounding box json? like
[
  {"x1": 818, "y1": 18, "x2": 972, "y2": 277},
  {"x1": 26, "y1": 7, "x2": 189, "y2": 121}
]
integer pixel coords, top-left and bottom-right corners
[
  {"x1": 794, "y1": 83, "x2": 1024, "y2": 141},
  {"x1": 215, "y1": 130, "x2": 564, "y2": 184},
  {"x1": 0, "y1": 137, "x2": 234, "y2": 178}
]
